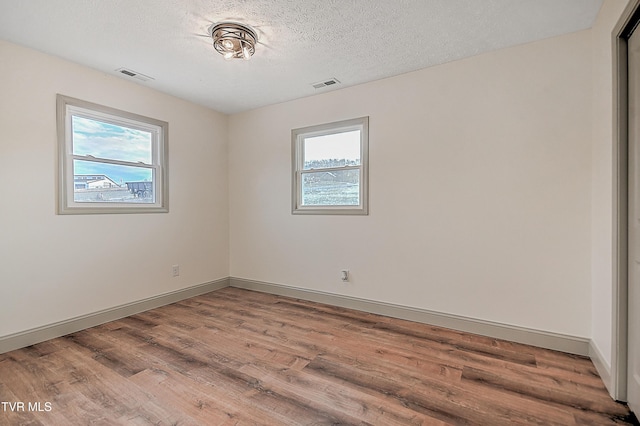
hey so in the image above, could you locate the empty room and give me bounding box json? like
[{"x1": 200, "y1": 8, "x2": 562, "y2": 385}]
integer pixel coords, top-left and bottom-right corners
[{"x1": 1, "y1": 0, "x2": 640, "y2": 424}]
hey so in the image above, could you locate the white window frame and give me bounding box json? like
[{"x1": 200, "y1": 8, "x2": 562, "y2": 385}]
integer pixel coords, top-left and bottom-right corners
[
  {"x1": 56, "y1": 94, "x2": 169, "y2": 214},
  {"x1": 292, "y1": 116, "x2": 369, "y2": 215}
]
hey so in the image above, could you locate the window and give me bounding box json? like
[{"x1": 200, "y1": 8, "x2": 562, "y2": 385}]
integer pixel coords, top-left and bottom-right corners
[
  {"x1": 57, "y1": 95, "x2": 168, "y2": 214},
  {"x1": 292, "y1": 116, "x2": 369, "y2": 215}
]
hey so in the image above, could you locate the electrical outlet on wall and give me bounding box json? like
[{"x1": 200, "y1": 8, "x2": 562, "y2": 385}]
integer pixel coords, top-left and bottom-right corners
[
  {"x1": 172, "y1": 265, "x2": 180, "y2": 277},
  {"x1": 341, "y1": 270, "x2": 349, "y2": 282}
]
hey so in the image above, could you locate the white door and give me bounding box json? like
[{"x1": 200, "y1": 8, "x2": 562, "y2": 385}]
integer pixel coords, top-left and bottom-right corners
[{"x1": 628, "y1": 24, "x2": 640, "y2": 417}]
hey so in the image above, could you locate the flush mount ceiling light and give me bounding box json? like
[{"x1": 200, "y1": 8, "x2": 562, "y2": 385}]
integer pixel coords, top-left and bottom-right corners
[{"x1": 210, "y1": 21, "x2": 258, "y2": 60}]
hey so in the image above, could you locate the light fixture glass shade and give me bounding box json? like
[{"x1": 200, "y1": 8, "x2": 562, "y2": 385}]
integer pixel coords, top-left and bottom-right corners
[{"x1": 210, "y1": 22, "x2": 258, "y2": 60}]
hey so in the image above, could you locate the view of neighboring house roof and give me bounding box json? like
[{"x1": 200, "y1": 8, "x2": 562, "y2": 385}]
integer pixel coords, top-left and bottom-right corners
[{"x1": 73, "y1": 174, "x2": 120, "y2": 187}]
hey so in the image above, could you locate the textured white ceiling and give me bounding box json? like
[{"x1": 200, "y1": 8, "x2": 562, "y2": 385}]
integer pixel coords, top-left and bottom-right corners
[{"x1": 0, "y1": 0, "x2": 603, "y2": 114}]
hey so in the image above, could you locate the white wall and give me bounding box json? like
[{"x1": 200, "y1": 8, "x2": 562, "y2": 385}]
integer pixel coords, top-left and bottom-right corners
[
  {"x1": 0, "y1": 40, "x2": 229, "y2": 338},
  {"x1": 229, "y1": 30, "x2": 593, "y2": 337},
  {"x1": 0, "y1": 8, "x2": 623, "y2": 349}
]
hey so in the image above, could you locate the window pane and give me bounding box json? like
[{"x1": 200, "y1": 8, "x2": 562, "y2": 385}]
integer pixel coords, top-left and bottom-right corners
[
  {"x1": 72, "y1": 115, "x2": 153, "y2": 163},
  {"x1": 73, "y1": 160, "x2": 154, "y2": 203},
  {"x1": 303, "y1": 130, "x2": 360, "y2": 170},
  {"x1": 301, "y1": 169, "x2": 360, "y2": 206},
  {"x1": 292, "y1": 116, "x2": 368, "y2": 215}
]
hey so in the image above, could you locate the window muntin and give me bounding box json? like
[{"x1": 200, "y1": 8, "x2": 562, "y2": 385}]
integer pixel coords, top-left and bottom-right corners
[
  {"x1": 57, "y1": 95, "x2": 168, "y2": 214},
  {"x1": 292, "y1": 117, "x2": 369, "y2": 215}
]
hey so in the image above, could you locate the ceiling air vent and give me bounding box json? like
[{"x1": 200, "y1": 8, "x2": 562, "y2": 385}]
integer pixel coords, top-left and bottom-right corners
[
  {"x1": 115, "y1": 68, "x2": 154, "y2": 82},
  {"x1": 312, "y1": 78, "x2": 340, "y2": 89}
]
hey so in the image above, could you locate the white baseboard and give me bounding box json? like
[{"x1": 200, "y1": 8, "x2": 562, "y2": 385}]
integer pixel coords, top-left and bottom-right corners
[
  {"x1": 1, "y1": 276, "x2": 591, "y2": 358},
  {"x1": 589, "y1": 340, "x2": 615, "y2": 398},
  {"x1": 0, "y1": 278, "x2": 230, "y2": 354},
  {"x1": 229, "y1": 277, "x2": 590, "y2": 356}
]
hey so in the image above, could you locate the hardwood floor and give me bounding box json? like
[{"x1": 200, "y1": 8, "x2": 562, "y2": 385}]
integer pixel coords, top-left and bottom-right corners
[{"x1": 0, "y1": 287, "x2": 637, "y2": 425}]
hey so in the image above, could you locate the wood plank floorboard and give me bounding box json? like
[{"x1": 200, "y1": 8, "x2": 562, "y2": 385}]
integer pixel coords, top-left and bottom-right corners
[{"x1": 1, "y1": 287, "x2": 638, "y2": 425}]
